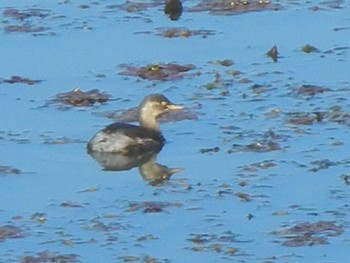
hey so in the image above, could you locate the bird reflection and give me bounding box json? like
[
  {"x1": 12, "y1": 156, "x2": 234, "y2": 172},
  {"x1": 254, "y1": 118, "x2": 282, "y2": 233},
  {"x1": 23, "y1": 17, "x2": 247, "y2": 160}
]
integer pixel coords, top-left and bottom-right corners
[
  {"x1": 88, "y1": 148, "x2": 182, "y2": 186},
  {"x1": 164, "y1": 0, "x2": 183, "y2": 20}
]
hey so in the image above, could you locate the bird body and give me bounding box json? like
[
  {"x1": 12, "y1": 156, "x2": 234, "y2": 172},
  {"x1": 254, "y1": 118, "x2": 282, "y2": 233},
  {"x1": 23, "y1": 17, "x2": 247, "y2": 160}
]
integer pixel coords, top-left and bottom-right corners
[{"x1": 87, "y1": 94, "x2": 182, "y2": 154}]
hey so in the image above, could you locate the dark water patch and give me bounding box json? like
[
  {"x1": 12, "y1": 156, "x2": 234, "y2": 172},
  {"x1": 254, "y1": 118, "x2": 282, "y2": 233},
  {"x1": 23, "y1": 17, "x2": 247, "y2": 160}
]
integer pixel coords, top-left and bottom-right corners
[
  {"x1": 118, "y1": 63, "x2": 196, "y2": 81},
  {"x1": 0, "y1": 130, "x2": 31, "y2": 144}
]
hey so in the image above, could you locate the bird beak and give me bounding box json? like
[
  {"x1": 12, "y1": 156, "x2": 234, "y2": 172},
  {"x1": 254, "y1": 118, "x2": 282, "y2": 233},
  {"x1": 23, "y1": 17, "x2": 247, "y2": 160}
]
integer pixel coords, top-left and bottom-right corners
[{"x1": 167, "y1": 104, "x2": 184, "y2": 110}]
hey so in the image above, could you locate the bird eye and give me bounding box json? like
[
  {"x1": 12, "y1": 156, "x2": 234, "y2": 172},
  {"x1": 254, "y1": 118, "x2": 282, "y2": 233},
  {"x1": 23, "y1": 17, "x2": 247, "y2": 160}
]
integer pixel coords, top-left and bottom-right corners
[{"x1": 161, "y1": 101, "x2": 167, "y2": 106}]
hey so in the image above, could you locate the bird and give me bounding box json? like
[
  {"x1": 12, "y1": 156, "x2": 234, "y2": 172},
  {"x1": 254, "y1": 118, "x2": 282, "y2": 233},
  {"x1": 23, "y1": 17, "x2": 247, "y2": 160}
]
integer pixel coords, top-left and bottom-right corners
[{"x1": 87, "y1": 94, "x2": 183, "y2": 154}]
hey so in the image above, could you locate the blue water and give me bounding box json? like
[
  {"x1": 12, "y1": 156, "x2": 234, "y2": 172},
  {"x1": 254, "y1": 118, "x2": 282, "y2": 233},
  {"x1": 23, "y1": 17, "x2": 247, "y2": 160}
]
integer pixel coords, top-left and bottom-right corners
[{"x1": 1, "y1": 0, "x2": 350, "y2": 262}]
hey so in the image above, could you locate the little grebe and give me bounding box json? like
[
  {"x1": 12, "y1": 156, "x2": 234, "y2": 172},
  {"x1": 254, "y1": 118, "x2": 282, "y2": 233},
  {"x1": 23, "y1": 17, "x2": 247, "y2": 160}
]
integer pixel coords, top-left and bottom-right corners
[{"x1": 87, "y1": 94, "x2": 183, "y2": 153}]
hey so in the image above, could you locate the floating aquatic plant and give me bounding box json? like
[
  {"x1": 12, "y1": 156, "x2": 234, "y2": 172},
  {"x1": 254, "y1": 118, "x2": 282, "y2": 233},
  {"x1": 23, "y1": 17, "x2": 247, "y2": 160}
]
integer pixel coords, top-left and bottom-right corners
[
  {"x1": 51, "y1": 88, "x2": 111, "y2": 108},
  {"x1": 187, "y1": 0, "x2": 280, "y2": 15},
  {"x1": 119, "y1": 63, "x2": 196, "y2": 81},
  {"x1": 272, "y1": 221, "x2": 343, "y2": 247},
  {"x1": 301, "y1": 44, "x2": 318, "y2": 53}
]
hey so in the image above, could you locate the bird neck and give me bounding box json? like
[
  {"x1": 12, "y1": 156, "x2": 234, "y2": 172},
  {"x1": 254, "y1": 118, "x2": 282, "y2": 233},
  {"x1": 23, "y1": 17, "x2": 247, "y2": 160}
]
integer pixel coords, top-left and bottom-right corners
[{"x1": 138, "y1": 107, "x2": 161, "y2": 132}]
